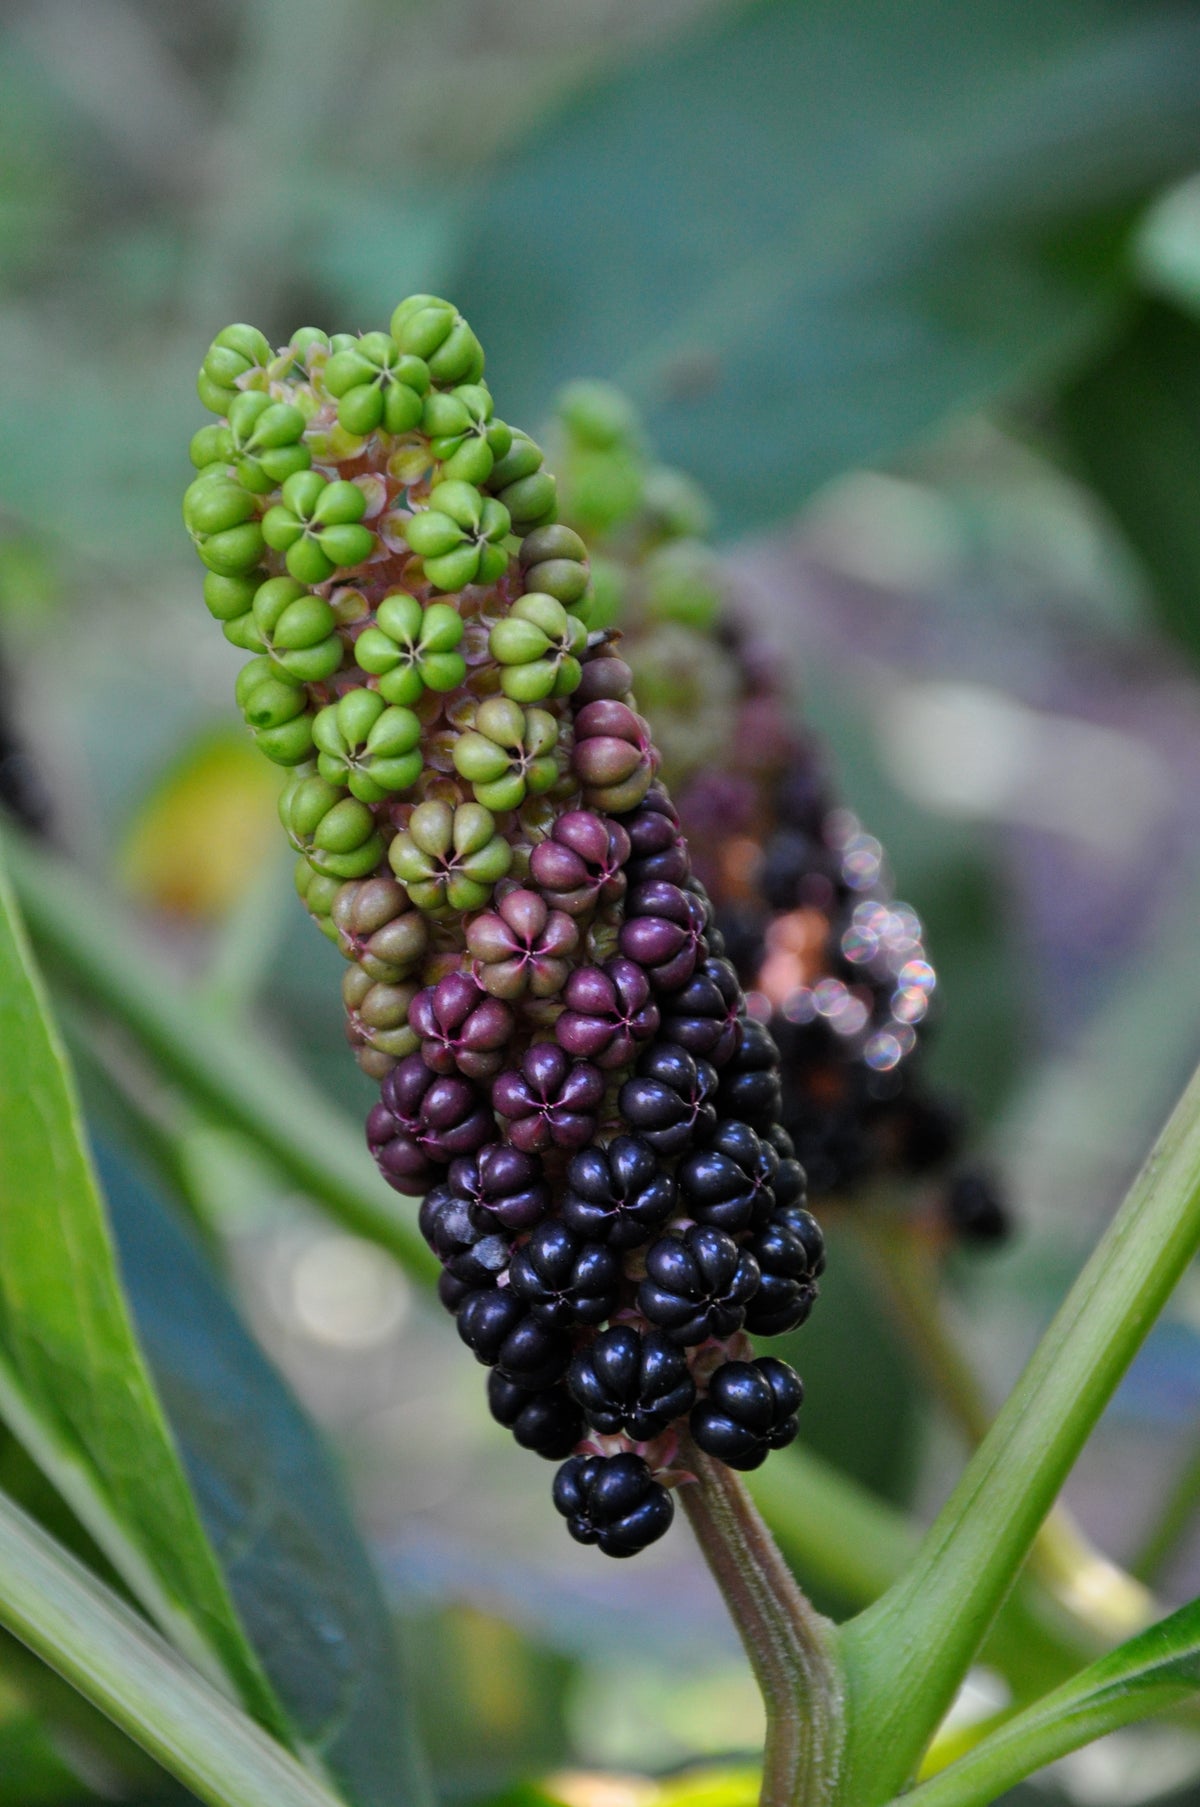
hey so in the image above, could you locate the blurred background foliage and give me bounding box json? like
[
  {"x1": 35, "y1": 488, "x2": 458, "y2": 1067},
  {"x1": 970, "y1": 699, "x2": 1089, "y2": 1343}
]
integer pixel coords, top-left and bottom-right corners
[{"x1": 8, "y1": 0, "x2": 1200, "y2": 1802}]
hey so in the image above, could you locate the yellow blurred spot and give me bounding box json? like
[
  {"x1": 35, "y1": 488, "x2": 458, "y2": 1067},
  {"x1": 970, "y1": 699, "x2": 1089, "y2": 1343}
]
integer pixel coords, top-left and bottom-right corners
[
  {"x1": 119, "y1": 728, "x2": 281, "y2": 920},
  {"x1": 545, "y1": 1767, "x2": 759, "y2": 1807}
]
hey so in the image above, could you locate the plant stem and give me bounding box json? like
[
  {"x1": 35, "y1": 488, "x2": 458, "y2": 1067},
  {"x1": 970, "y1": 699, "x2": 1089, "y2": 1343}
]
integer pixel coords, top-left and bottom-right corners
[
  {"x1": 0, "y1": 1490, "x2": 343, "y2": 1807},
  {"x1": 836, "y1": 1053, "x2": 1200, "y2": 1805},
  {"x1": 677, "y1": 1428, "x2": 844, "y2": 1807},
  {"x1": 2, "y1": 830, "x2": 435, "y2": 1284},
  {"x1": 853, "y1": 1214, "x2": 1155, "y2": 1644},
  {"x1": 1129, "y1": 1412, "x2": 1200, "y2": 1584}
]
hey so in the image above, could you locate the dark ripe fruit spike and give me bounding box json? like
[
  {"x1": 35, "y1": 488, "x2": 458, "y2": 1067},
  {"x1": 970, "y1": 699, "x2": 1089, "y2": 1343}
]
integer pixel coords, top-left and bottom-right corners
[
  {"x1": 457, "y1": 1288, "x2": 571, "y2": 1388},
  {"x1": 618, "y1": 881, "x2": 708, "y2": 993},
  {"x1": 742, "y1": 1219, "x2": 821, "y2": 1337},
  {"x1": 555, "y1": 956, "x2": 660, "y2": 1069},
  {"x1": 492, "y1": 1042, "x2": 605, "y2": 1154},
  {"x1": 689, "y1": 1356, "x2": 804, "y2": 1471},
  {"x1": 716, "y1": 1018, "x2": 784, "y2": 1130},
  {"x1": 658, "y1": 958, "x2": 743, "y2": 1066},
  {"x1": 567, "y1": 1324, "x2": 696, "y2": 1440},
  {"x1": 552, "y1": 1452, "x2": 675, "y2": 1558},
  {"x1": 618, "y1": 1042, "x2": 719, "y2": 1157},
  {"x1": 508, "y1": 1220, "x2": 622, "y2": 1328},
  {"x1": 488, "y1": 1371, "x2": 583, "y2": 1459},
  {"x1": 678, "y1": 1120, "x2": 777, "y2": 1235},
  {"x1": 638, "y1": 1223, "x2": 761, "y2": 1345},
  {"x1": 445, "y1": 1144, "x2": 549, "y2": 1232},
  {"x1": 561, "y1": 1134, "x2": 677, "y2": 1249}
]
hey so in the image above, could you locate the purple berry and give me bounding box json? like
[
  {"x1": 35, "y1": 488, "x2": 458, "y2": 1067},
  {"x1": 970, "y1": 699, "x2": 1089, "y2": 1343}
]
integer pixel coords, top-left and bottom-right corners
[
  {"x1": 561, "y1": 1135, "x2": 676, "y2": 1249},
  {"x1": 555, "y1": 957, "x2": 660, "y2": 1069},
  {"x1": 492, "y1": 1043, "x2": 605, "y2": 1153},
  {"x1": 509, "y1": 1221, "x2": 621, "y2": 1327},
  {"x1": 690, "y1": 1357, "x2": 803, "y2": 1470},
  {"x1": 638, "y1": 1224, "x2": 760, "y2": 1345},
  {"x1": 552, "y1": 1452, "x2": 674, "y2": 1557},
  {"x1": 568, "y1": 1325, "x2": 695, "y2": 1440},
  {"x1": 618, "y1": 1043, "x2": 718, "y2": 1156}
]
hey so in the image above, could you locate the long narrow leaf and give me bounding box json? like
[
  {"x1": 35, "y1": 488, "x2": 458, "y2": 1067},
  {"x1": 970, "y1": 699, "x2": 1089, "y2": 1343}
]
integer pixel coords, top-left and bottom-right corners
[
  {"x1": 0, "y1": 840, "x2": 280, "y2": 1724},
  {"x1": 0, "y1": 1489, "x2": 345, "y2": 1807},
  {"x1": 898, "y1": 1596, "x2": 1200, "y2": 1807}
]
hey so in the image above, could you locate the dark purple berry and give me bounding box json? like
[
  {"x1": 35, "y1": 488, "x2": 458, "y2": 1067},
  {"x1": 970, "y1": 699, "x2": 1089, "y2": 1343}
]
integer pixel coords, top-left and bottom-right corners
[
  {"x1": 618, "y1": 1043, "x2": 718, "y2": 1156},
  {"x1": 492, "y1": 1043, "x2": 605, "y2": 1153},
  {"x1": 561, "y1": 1135, "x2": 677, "y2": 1249},
  {"x1": 658, "y1": 958, "x2": 743, "y2": 1066},
  {"x1": 528, "y1": 809, "x2": 631, "y2": 917},
  {"x1": 446, "y1": 1144, "x2": 549, "y2": 1232},
  {"x1": 618, "y1": 881, "x2": 707, "y2": 992},
  {"x1": 555, "y1": 957, "x2": 660, "y2": 1069},
  {"x1": 677, "y1": 1120, "x2": 776, "y2": 1234},
  {"x1": 367, "y1": 1052, "x2": 492, "y2": 1193},
  {"x1": 770, "y1": 1205, "x2": 825, "y2": 1276},
  {"x1": 457, "y1": 1289, "x2": 570, "y2": 1388},
  {"x1": 552, "y1": 1452, "x2": 674, "y2": 1558},
  {"x1": 509, "y1": 1221, "x2": 621, "y2": 1328},
  {"x1": 716, "y1": 1019, "x2": 783, "y2": 1129},
  {"x1": 743, "y1": 1219, "x2": 821, "y2": 1337},
  {"x1": 568, "y1": 1325, "x2": 695, "y2": 1439},
  {"x1": 419, "y1": 1184, "x2": 510, "y2": 1292},
  {"x1": 409, "y1": 971, "x2": 515, "y2": 1079},
  {"x1": 690, "y1": 1357, "x2": 803, "y2": 1470},
  {"x1": 638, "y1": 1224, "x2": 760, "y2": 1345},
  {"x1": 488, "y1": 1372, "x2": 583, "y2": 1459}
]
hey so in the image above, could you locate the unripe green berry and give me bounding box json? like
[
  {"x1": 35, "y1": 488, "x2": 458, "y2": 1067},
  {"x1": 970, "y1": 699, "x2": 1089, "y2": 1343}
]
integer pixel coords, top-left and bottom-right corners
[
  {"x1": 279, "y1": 773, "x2": 384, "y2": 879},
  {"x1": 312, "y1": 688, "x2": 422, "y2": 802},
  {"x1": 557, "y1": 379, "x2": 640, "y2": 451}
]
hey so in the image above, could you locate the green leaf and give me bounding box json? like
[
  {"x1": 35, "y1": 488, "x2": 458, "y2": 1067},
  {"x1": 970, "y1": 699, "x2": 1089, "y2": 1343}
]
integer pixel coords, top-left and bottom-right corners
[
  {"x1": 0, "y1": 1488, "x2": 346, "y2": 1807},
  {"x1": 897, "y1": 1595, "x2": 1200, "y2": 1807},
  {"x1": 98, "y1": 1143, "x2": 430, "y2": 1807},
  {"x1": 0, "y1": 840, "x2": 281, "y2": 1724},
  {"x1": 836, "y1": 1052, "x2": 1200, "y2": 1804},
  {"x1": 1056, "y1": 297, "x2": 1200, "y2": 666},
  {"x1": 453, "y1": 0, "x2": 1200, "y2": 531}
]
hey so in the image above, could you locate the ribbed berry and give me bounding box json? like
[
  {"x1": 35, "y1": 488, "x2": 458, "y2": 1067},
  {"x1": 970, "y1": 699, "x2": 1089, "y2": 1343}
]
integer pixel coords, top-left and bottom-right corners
[
  {"x1": 508, "y1": 1221, "x2": 621, "y2": 1327},
  {"x1": 618, "y1": 881, "x2": 708, "y2": 992},
  {"x1": 690, "y1": 1357, "x2": 803, "y2": 1471},
  {"x1": 638, "y1": 1224, "x2": 760, "y2": 1344},
  {"x1": 367, "y1": 1053, "x2": 492, "y2": 1193},
  {"x1": 677, "y1": 1120, "x2": 777, "y2": 1234},
  {"x1": 618, "y1": 1043, "x2": 718, "y2": 1156},
  {"x1": 552, "y1": 1453, "x2": 674, "y2": 1557},
  {"x1": 568, "y1": 1325, "x2": 695, "y2": 1439},
  {"x1": 419, "y1": 1185, "x2": 510, "y2": 1293},
  {"x1": 457, "y1": 1289, "x2": 570, "y2": 1388},
  {"x1": 560, "y1": 1135, "x2": 676, "y2": 1248},
  {"x1": 528, "y1": 809, "x2": 631, "y2": 916},
  {"x1": 409, "y1": 971, "x2": 515, "y2": 1079},
  {"x1": 555, "y1": 957, "x2": 660, "y2": 1068},
  {"x1": 715, "y1": 1019, "x2": 783, "y2": 1130},
  {"x1": 492, "y1": 1043, "x2": 605, "y2": 1153},
  {"x1": 743, "y1": 1218, "x2": 821, "y2": 1336},
  {"x1": 658, "y1": 958, "x2": 743, "y2": 1066},
  {"x1": 488, "y1": 1372, "x2": 583, "y2": 1459},
  {"x1": 444, "y1": 1145, "x2": 549, "y2": 1232}
]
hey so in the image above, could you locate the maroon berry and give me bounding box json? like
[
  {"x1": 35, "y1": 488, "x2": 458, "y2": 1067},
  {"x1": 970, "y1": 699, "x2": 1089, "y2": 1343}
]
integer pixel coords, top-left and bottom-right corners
[
  {"x1": 528, "y1": 809, "x2": 631, "y2": 916},
  {"x1": 409, "y1": 971, "x2": 515, "y2": 1079},
  {"x1": 466, "y1": 888, "x2": 579, "y2": 999},
  {"x1": 619, "y1": 881, "x2": 708, "y2": 992},
  {"x1": 659, "y1": 958, "x2": 743, "y2": 1065},
  {"x1": 492, "y1": 1043, "x2": 605, "y2": 1153},
  {"x1": 445, "y1": 1144, "x2": 550, "y2": 1232},
  {"x1": 571, "y1": 698, "x2": 656, "y2": 813},
  {"x1": 555, "y1": 957, "x2": 660, "y2": 1069}
]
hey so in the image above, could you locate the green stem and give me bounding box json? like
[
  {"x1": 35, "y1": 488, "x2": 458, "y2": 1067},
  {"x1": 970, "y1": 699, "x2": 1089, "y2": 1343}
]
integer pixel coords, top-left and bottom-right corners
[
  {"x1": 678, "y1": 1430, "x2": 844, "y2": 1807},
  {"x1": 0, "y1": 1489, "x2": 343, "y2": 1807},
  {"x1": 836, "y1": 1054, "x2": 1200, "y2": 1805},
  {"x1": 1129, "y1": 1414, "x2": 1200, "y2": 1584},
  {"x1": 3, "y1": 830, "x2": 435, "y2": 1285}
]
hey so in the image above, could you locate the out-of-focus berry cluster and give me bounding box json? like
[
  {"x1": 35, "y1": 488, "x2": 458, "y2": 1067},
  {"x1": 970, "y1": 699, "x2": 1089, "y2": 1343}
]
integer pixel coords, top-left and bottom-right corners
[
  {"x1": 548, "y1": 384, "x2": 1008, "y2": 1245},
  {"x1": 183, "y1": 301, "x2": 824, "y2": 1558}
]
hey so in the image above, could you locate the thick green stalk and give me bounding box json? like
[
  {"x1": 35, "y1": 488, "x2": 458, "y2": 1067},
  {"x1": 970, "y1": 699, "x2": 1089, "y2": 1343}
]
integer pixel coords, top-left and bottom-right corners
[
  {"x1": 836, "y1": 1055, "x2": 1200, "y2": 1805},
  {"x1": 0, "y1": 1490, "x2": 344, "y2": 1807},
  {"x1": 678, "y1": 1431, "x2": 844, "y2": 1807},
  {"x1": 3, "y1": 830, "x2": 435, "y2": 1284}
]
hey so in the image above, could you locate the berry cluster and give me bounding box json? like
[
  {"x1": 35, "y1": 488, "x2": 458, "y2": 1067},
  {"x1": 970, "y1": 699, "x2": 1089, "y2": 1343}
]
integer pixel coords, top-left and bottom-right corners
[
  {"x1": 549, "y1": 387, "x2": 1008, "y2": 1243},
  {"x1": 184, "y1": 300, "x2": 824, "y2": 1558}
]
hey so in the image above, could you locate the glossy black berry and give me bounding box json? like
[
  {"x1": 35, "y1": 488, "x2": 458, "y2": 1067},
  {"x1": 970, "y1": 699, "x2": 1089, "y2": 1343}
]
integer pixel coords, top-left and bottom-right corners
[
  {"x1": 457, "y1": 1289, "x2": 570, "y2": 1388},
  {"x1": 552, "y1": 1452, "x2": 674, "y2": 1557},
  {"x1": 488, "y1": 1372, "x2": 583, "y2": 1459},
  {"x1": 561, "y1": 1135, "x2": 677, "y2": 1249},
  {"x1": 690, "y1": 1357, "x2": 804, "y2": 1470},
  {"x1": 618, "y1": 1043, "x2": 718, "y2": 1156},
  {"x1": 743, "y1": 1219, "x2": 820, "y2": 1337},
  {"x1": 508, "y1": 1221, "x2": 622, "y2": 1328},
  {"x1": 715, "y1": 1019, "x2": 783, "y2": 1130},
  {"x1": 658, "y1": 957, "x2": 743, "y2": 1067},
  {"x1": 678, "y1": 1120, "x2": 777, "y2": 1233},
  {"x1": 638, "y1": 1224, "x2": 760, "y2": 1345},
  {"x1": 419, "y1": 1185, "x2": 510, "y2": 1293},
  {"x1": 770, "y1": 1204, "x2": 826, "y2": 1276},
  {"x1": 567, "y1": 1325, "x2": 696, "y2": 1439}
]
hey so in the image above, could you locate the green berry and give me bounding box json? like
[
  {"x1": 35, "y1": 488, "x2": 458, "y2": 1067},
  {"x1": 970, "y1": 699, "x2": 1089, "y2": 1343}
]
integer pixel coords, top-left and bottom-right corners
[
  {"x1": 390, "y1": 295, "x2": 484, "y2": 384},
  {"x1": 312, "y1": 688, "x2": 422, "y2": 802},
  {"x1": 557, "y1": 380, "x2": 640, "y2": 452},
  {"x1": 295, "y1": 857, "x2": 342, "y2": 941},
  {"x1": 518, "y1": 523, "x2": 590, "y2": 608},
  {"x1": 642, "y1": 539, "x2": 723, "y2": 631},
  {"x1": 190, "y1": 424, "x2": 233, "y2": 471},
  {"x1": 405, "y1": 481, "x2": 510, "y2": 592},
  {"x1": 202, "y1": 570, "x2": 259, "y2": 628},
  {"x1": 183, "y1": 476, "x2": 265, "y2": 576},
  {"x1": 387, "y1": 799, "x2": 511, "y2": 914},
  {"x1": 451, "y1": 696, "x2": 559, "y2": 812},
  {"x1": 261, "y1": 471, "x2": 375, "y2": 584},
  {"x1": 353, "y1": 592, "x2": 465, "y2": 705},
  {"x1": 197, "y1": 323, "x2": 271, "y2": 415},
  {"x1": 324, "y1": 332, "x2": 430, "y2": 436},
  {"x1": 253, "y1": 576, "x2": 342, "y2": 681},
  {"x1": 489, "y1": 592, "x2": 586, "y2": 701},
  {"x1": 226, "y1": 390, "x2": 311, "y2": 493},
  {"x1": 423, "y1": 383, "x2": 511, "y2": 485},
  {"x1": 279, "y1": 772, "x2": 384, "y2": 879}
]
